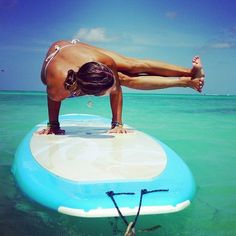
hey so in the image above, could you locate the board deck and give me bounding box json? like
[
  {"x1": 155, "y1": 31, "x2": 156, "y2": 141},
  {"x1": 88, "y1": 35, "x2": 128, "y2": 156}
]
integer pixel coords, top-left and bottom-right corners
[{"x1": 13, "y1": 114, "x2": 196, "y2": 218}]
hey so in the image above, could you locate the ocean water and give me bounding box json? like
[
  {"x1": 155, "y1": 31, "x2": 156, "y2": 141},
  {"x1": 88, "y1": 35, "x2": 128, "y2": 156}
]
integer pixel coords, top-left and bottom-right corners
[{"x1": 0, "y1": 91, "x2": 236, "y2": 236}]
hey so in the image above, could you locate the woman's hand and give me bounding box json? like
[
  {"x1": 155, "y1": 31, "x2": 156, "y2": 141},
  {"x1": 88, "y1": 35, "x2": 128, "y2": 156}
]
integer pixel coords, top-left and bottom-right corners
[
  {"x1": 107, "y1": 126, "x2": 128, "y2": 134},
  {"x1": 36, "y1": 127, "x2": 65, "y2": 135}
]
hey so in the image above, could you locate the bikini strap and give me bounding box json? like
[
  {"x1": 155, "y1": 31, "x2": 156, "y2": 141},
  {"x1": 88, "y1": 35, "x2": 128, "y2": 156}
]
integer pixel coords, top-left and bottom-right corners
[
  {"x1": 45, "y1": 45, "x2": 60, "y2": 62},
  {"x1": 71, "y1": 39, "x2": 80, "y2": 44},
  {"x1": 44, "y1": 40, "x2": 80, "y2": 78}
]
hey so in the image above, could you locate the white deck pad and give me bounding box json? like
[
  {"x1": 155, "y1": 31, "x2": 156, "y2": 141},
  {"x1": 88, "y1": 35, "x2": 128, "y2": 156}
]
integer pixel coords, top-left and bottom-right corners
[{"x1": 31, "y1": 115, "x2": 167, "y2": 182}]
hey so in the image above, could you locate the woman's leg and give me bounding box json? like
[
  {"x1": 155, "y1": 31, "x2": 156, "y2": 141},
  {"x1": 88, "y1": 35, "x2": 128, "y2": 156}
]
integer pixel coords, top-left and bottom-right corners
[
  {"x1": 117, "y1": 56, "x2": 204, "y2": 78},
  {"x1": 119, "y1": 73, "x2": 204, "y2": 92},
  {"x1": 120, "y1": 57, "x2": 193, "y2": 77},
  {"x1": 119, "y1": 56, "x2": 205, "y2": 92},
  {"x1": 86, "y1": 43, "x2": 200, "y2": 77}
]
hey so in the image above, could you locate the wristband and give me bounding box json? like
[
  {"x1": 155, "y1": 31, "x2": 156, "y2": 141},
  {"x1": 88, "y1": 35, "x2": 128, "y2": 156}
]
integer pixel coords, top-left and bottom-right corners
[
  {"x1": 111, "y1": 121, "x2": 123, "y2": 129},
  {"x1": 47, "y1": 121, "x2": 60, "y2": 130}
]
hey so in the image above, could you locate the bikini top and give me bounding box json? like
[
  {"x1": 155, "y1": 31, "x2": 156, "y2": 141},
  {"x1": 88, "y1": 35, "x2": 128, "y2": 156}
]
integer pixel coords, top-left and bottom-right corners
[{"x1": 44, "y1": 39, "x2": 80, "y2": 78}]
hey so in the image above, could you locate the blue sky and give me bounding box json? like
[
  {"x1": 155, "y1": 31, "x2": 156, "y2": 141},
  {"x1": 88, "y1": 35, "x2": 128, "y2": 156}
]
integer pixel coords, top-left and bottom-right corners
[{"x1": 0, "y1": 0, "x2": 236, "y2": 94}]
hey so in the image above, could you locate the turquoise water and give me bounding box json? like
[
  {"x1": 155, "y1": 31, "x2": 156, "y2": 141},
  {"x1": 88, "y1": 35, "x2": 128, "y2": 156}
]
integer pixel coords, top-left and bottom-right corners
[{"x1": 1, "y1": 91, "x2": 236, "y2": 236}]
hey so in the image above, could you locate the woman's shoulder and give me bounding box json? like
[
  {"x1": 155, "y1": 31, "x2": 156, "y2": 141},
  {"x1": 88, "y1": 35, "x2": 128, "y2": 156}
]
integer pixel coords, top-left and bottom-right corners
[{"x1": 47, "y1": 82, "x2": 69, "y2": 102}]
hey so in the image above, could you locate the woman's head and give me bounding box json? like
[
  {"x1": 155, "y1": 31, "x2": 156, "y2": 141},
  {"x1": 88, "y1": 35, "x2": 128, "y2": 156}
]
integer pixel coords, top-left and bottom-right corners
[{"x1": 64, "y1": 62, "x2": 115, "y2": 96}]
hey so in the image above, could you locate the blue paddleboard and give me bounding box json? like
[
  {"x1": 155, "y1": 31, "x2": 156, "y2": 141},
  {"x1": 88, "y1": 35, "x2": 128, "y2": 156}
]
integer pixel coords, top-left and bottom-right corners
[{"x1": 12, "y1": 114, "x2": 196, "y2": 218}]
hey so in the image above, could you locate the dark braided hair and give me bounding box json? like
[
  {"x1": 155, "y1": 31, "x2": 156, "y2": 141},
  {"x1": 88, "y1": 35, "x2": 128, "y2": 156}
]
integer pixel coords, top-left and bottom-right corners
[{"x1": 64, "y1": 62, "x2": 115, "y2": 96}]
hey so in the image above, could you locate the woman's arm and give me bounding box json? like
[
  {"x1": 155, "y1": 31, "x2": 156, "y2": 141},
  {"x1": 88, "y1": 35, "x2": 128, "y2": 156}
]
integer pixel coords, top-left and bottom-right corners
[
  {"x1": 108, "y1": 77, "x2": 127, "y2": 134},
  {"x1": 37, "y1": 95, "x2": 65, "y2": 135}
]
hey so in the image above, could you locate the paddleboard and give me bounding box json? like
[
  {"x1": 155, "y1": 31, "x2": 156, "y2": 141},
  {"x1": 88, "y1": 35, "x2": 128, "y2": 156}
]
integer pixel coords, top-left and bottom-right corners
[{"x1": 12, "y1": 114, "x2": 195, "y2": 219}]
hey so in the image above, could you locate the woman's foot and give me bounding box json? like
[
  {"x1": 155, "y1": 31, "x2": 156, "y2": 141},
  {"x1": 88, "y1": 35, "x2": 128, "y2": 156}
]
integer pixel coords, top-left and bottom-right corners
[
  {"x1": 180, "y1": 76, "x2": 204, "y2": 92},
  {"x1": 191, "y1": 56, "x2": 205, "y2": 78},
  {"x1": 189, "y1": 56, "x2": 205, "y2": 92}
]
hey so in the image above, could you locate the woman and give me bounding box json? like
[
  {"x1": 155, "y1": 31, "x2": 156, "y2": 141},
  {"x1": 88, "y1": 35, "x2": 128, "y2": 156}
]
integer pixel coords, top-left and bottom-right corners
[{"x1": 39, "y1": 39, "x2": 204, "y2": 135}]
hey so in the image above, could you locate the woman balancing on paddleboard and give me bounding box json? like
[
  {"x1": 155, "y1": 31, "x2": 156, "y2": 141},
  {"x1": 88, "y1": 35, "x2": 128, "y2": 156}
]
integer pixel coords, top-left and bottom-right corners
[{"x1": 39, "y1": 39, "x2": 205, "y2": 135}]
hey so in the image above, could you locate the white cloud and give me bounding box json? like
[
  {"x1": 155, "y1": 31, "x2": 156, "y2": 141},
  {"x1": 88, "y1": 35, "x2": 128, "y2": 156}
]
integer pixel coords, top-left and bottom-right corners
[
  {"x1": 208, "y1": 26, "x2": 236, "y2": 49},
  {"x1": 211, "y1": 43, "x2": 232, "y2": 49},
  {"x1": 74, "y1": 28, "x2": 115, "y2": 43},
  {"x1": 124, "y1": 31, "x2": 198, "y2": 49}
]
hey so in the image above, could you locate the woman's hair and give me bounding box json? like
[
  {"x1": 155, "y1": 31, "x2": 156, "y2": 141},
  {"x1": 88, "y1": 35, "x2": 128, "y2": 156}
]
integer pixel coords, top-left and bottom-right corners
[{"x1": 64, "y1": 62, "x2": 115, "y2": 96}]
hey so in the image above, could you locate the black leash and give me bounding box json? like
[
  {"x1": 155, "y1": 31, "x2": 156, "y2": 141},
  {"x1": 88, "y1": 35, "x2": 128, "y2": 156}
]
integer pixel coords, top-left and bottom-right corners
[
  {"x1": 106, "y1": 188, "x2": 169, "y2": 231},
  {"x1": 106, "y1": 191, "x2": 135, "y2": 226}
]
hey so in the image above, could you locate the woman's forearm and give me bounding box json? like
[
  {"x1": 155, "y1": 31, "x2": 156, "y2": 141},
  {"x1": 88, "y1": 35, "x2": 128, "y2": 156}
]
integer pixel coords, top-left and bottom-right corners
[
  {"x1": 109, "y1": 85, "x2": 123, "y2": 124},
  {"x1": 47, "y1": 95, "x2": 61, "y2": 123}
]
